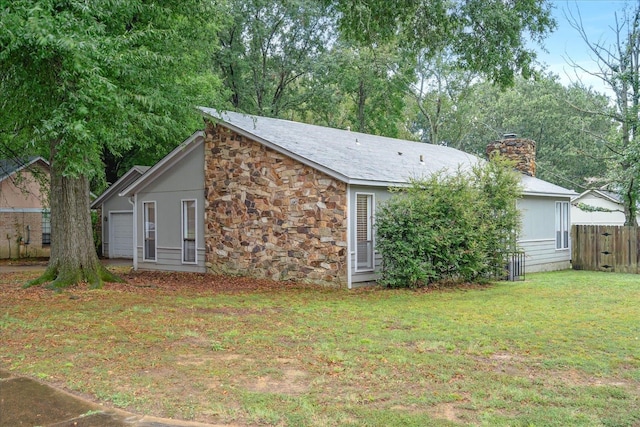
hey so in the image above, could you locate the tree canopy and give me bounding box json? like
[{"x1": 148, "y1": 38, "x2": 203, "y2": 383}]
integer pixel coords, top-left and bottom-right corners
[
  {"x1": 0, "y1": 0, "x2": 223, "y2": 287},
  {"x1": 376, "y1": 157, "x2": 522, "y2": 288},
  {"x1": 1, "y1": 0, "x2": 617, "y2": 288},
  {"x1": 566, "y1": 3, "x2": 640, "y2": 225},
  {"x1": 328, "y1": 0, "x2": 556, "y2": 86},
  {"x1": 1, "y1": 0, "x2": 220, "y2": 177}
]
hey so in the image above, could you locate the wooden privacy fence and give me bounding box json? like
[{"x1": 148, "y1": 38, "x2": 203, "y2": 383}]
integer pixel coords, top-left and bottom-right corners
[{"x1": 571, "y1": 225, "x2": 640, "y2": 273}]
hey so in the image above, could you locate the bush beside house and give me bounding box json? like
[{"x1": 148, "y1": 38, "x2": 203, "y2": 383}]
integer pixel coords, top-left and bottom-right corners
[{"x1": 376, "y1": 159, "x2": 522, "y2": 288}]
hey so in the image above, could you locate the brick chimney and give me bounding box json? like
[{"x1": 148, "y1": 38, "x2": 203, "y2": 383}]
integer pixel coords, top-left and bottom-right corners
[{"x1": 486, "y1": 134, "x2": 536, "y2": 177}]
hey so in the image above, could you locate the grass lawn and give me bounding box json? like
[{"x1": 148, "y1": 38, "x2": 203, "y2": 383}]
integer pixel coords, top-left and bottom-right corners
[{"x1": 1, "y1": 268, "x2": 639, "y2": 426}]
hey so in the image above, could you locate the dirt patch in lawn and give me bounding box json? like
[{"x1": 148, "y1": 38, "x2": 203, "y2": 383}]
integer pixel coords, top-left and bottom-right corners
[{"x1": 245, "y1": 368, "x2": 310, "y2": 395}]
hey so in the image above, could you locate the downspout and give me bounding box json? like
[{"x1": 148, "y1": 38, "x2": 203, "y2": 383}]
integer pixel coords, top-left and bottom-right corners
[
  {"x1": 128, "y1": 195, "x2": 138, "y2": 271},
  {"x1": 567, "y1": 196, "x2": 572, "y2": 263},
  {"x1": 346, "y1": 185, "x2": 352, "y2": 289}
]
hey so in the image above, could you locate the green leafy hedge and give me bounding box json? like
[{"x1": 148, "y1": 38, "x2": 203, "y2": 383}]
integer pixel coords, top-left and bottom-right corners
[{"x1": 375, "y1": 158, "x2": 522, "y2": 288}]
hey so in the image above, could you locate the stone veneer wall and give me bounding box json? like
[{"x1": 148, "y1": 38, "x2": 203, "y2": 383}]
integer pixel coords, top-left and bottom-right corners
[
  {"x1": 203, "y1": 121, "x2": 348, "y2": 286},
  {"x1": 486, "y1": 137, "x2": 536, "y2": 177}
]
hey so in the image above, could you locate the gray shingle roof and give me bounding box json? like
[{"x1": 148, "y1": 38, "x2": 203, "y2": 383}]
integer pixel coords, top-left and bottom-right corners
[
  {"x1": 200, "y1": 108, "x2": 575, "y2": 197},
  {"x1": 0, "y1": 156, "x2": 48, "y2": 182},
  {"x1": 90, "y1": 165, "x2": 151, "y2": 208},
  {"x1": 520, "y1": 174, "x2": 577, "y2": 197}
]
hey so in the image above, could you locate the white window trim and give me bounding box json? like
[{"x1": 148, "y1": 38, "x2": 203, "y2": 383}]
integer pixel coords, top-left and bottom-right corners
[
  {"x1": 555, "y1": 201, "x2": 570, "y2": 251},
  {"x1": 181, "y1": 199, "x2": 197, "y2": 264},
  {"x1": 355, "y1": 192, "x2": 375, "y2": 272},
  {"x1": 143, "y1": 201, "x2": 157, "y2": 262}
]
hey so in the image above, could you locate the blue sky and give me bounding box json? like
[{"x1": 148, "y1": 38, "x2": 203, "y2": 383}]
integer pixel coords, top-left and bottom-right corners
[{"x1": 534, "y1": 0, "x2": 635, "y2": 94}]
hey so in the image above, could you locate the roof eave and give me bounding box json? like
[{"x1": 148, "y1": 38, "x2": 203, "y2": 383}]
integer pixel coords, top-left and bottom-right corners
[
  {"x1": 346, "y1": 179, "x2": 408, "y2": 188},
  {"x1": 91, "y1": 166, "x2": 147, "y2": 208},
  {"x1": 571, "y1": 189, "x2": 620, "y2": 204},
  {"x1": 523, "y1": 190, "x2": 576, "y2": 198}
]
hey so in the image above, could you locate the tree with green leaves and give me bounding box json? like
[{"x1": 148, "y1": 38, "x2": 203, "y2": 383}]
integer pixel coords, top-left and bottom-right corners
[
  {"x1": 375, "y1": 157, "x2": 522, "y2": 288},
  {"x1": 406, "y1": 50, "x2": 479, "y2": 147},
  {"x1": 0, "y1": 0, "x2": 222, "y2": 288},
  {"x1": 213, "y1": 0, "x2": 416, "y2": 138},
  {"x1": 315, "y1": 40, "x2": 415, "y2": 137},
  {"x1": 455, "y1": 75, "x2": 612, "y2": 191},
  {"x1": 214, "y1": 0, "x2": 335, "y2": 117},
  {"x1": 328, "y1": 0, "x2": 556, "y2": 86},
  {"x1": 567, "y1": 3, "x2": 640, "y2": 225}
]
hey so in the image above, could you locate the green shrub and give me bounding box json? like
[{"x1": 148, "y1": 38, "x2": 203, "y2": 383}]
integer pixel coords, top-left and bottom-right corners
[
  {"x1": 375, "y1": 158, "x2": 521, "y2": 288},
  {"x1": 91, "y1": 210, "x2": 102, "y2": 257}
]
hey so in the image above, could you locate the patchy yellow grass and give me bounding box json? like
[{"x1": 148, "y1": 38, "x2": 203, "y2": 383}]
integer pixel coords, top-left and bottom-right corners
[{"x1": 1, "y1": 269, "x2": 639, "y2": 426}]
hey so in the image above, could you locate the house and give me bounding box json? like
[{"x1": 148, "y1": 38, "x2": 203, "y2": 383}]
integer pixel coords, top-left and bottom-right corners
[
  {"x1": 571, "y1": 189, "x2": 639, "y2": 225},
  {"x1": 119, "y1": 131, "x2": 207, "y2": 272},
  {"x1": 90, "y1": 165, "x2": 150, "y2": 259},
  {"x1": 0, "y1": 156, "x2": 51, "y2": 259},
  {"x1": 118, "y1": 110, "x2": 576, "y2": 287},
  {"x1": 486, "y1": 137, "x2": 576, "y2": 273}
]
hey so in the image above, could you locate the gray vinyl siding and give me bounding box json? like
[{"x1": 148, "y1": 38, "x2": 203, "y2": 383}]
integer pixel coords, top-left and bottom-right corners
[
  {"x1": 518, "y1": 239, "x2": 571, "y2": 272},
  {"x1": 348, "y1": 191, "x2": 572, "y2": 283},
  {"x1": 348, "y1": 184, "x2": 394, "y2": 284},
  {"x1": 135, "y1": 247, "x2": 206, "y2": 273},
  {"x1": 135, "y1": 141, "x2": 206, "y2": 273},
  {"x1": 517, "y1": 195, "x2": 572, "y2": 273}
]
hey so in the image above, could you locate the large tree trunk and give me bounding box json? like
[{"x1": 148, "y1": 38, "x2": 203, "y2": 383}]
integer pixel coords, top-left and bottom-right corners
[
  {"x1": 623, "y1": 178, "x2": 639, "y2": 227},
  {"x1": 26, "y1": 144, "x2": 121, "y2": 289}
]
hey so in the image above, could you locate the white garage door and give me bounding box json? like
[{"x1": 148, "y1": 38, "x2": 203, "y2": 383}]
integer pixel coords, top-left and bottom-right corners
[{"x1": 110, "y1": 212, "x2": 133, "y2": 259}]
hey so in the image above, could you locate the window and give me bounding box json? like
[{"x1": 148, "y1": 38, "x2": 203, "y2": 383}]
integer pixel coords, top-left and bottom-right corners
[
  {"x1": 182, "y1": 200, "x2": 196, "y2": 263},
  {"x1": 143, "y1": 202, "x2": 156, "y2": 261},
  {"x1": 356, "y1": 193, "x2": 374, "y2": 271},
  {"x1": 41, "y1": 209, "x2": 51, "y2": 245},
  {"x1": 555, "y1": 201, "x2": 569, "y2": 250}
]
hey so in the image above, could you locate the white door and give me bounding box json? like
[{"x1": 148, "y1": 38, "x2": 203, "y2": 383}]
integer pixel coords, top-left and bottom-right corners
[{"x1": 110, "y1": 212, "x2": 134, "y2": 259}]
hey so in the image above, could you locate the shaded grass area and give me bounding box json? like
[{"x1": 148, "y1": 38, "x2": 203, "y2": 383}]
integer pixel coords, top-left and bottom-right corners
[{"x1": 1, "y1": 269, "x2": 639, "y2": 426}]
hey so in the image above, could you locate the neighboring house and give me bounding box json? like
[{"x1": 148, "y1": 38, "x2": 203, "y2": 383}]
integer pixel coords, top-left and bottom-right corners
[
  {"x1": 91, "y1": 165, "x2": 150, "y2": 259},
  {"x1": 0, "y1": 156, "x2": 51, "y2": 258},
  {"x1": 119, "y1": 110, "x2": 575, "y2": 287},
  {"x1": 571, "y1": 189, "x2": 639, "y2": 225}
]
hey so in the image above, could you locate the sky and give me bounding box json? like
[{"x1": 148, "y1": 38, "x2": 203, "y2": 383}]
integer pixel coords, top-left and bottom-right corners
[{"x1": 534, "y1": 0, "x2": 636, "y2": 94}]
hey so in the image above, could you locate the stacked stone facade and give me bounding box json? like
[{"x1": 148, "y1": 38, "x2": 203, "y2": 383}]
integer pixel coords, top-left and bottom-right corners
[
  {"x1": 203, "y1": 121, "x2": 348, "y2": 286},
  {"x1": 486, "y1": 137, "x2": 536, "y2": 177}
]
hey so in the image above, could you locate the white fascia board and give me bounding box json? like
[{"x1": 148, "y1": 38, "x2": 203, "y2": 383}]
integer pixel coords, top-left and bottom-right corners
[
  {"x1": 592, "y1": 190, "x2": 622, "y2": 204},
  {"x1": 523, "y1": 191, "x2": 575, "y2": 198},
  {"x1": 346, "y1": 178, "x2": 408, "y2": 188},
  {"x1": 91, "y1": 167, "x2": 146, "y2": 208},
  {"x1": 346, "y1": 185, "x2": 352, "y2": 290}
]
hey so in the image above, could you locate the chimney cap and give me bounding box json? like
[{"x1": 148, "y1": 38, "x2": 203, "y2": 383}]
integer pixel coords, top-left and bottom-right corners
[{"x1": 503, "y1": 133, "x2": 517, "y2": 139}]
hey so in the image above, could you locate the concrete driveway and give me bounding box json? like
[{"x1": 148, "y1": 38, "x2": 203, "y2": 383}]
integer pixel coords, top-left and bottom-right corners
[{"x1": 0, "y1": 369, "x2": 222, "y2": 426}]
